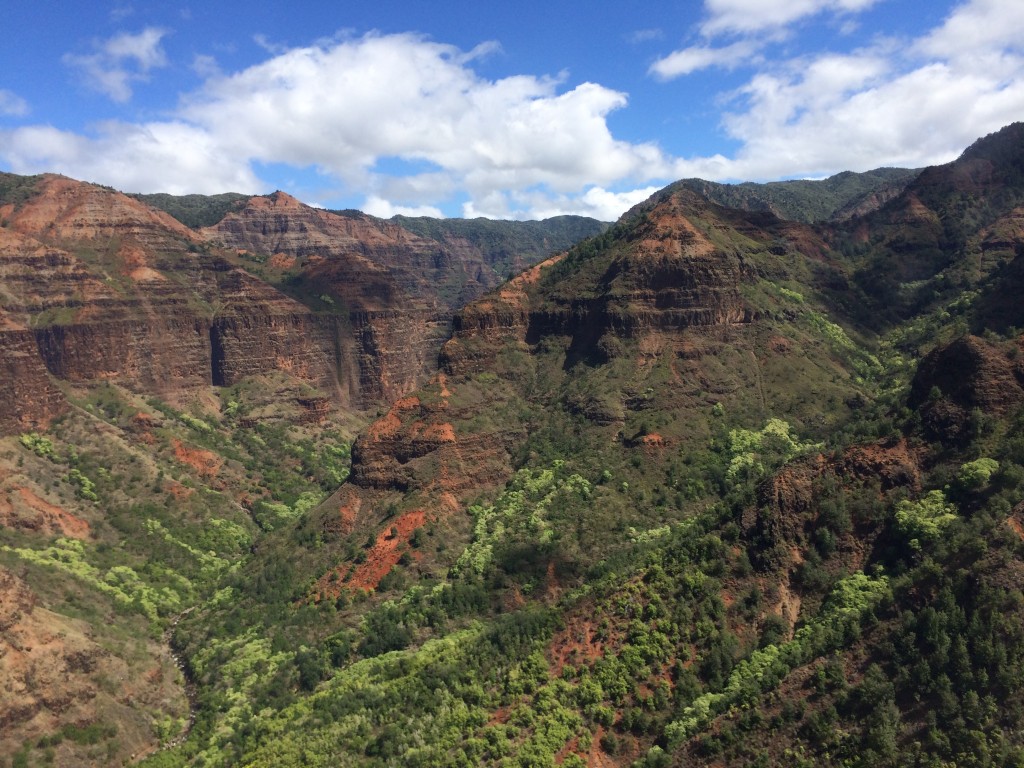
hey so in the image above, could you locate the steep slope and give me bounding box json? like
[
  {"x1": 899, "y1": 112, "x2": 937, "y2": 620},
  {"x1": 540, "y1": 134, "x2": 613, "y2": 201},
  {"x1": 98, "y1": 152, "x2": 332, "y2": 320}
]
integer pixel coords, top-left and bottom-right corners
[
  {"x1": 165, "y1": 174, "x2": 891, "y2": 767},
  {"x1": 160, "y1": 125, "x2": 1024, "y2": 768},
  {"x1": 0, "y1": 176, "x2": 458, "y2": 415},
  {"x1": 390, "y1": 213, "x2": 610, "y2": 281},
  {"x1": 660, "y1": 167, "x2": 920, "y2": 224},
  {"x1": 836, "y1": 122, "x2": 1024, "y2": 329},
  {"x1": 6, "y1": 124, "x2": 1024, "y2": 768},
  {"x1": 0, "y1": 174, "x2": 604, "y2": 765}
]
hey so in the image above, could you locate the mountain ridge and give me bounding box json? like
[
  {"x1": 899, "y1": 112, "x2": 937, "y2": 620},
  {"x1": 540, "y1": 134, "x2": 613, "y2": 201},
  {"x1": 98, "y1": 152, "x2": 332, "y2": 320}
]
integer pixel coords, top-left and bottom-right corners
[{"x1": 1, "y1": 123, "x2": 1024, "y2": 767}]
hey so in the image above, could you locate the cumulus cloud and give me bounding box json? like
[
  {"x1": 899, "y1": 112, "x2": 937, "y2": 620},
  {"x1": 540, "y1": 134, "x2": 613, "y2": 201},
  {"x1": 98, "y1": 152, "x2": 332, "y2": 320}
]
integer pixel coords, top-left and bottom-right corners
[
  {"x1": 461, "y1": 185, "x2": 663, "y2": 221},
  {"x1": 650, "y1": 41, "x2": 758, "y2": 78},
  {"x1": 0, "y1": 122, "x2": 261, "y2": 194},
  {"x1": 651, "y1": 0, "x2": 1024, "y2": 181},
  {"x1": 5, "y1": 3, "x2": 1023, "y2": 221},
  {"x1": 63, "y1": 27, "x2": 168, "y2": 102},
  {"x1": 362, "y1": 196, "x2": 445, "y2": 219},
  {"x1": 628, "y1": 29, "x2": 665, "y2": 44},
  {"x1": 179, "y1": 35, "x2": 673, "y2": 191},
  {"x1": 0, "y1": 90, "x2": 29, "y2": 117},
  {"x1": 700, "y1": 0, "x2": 881, "y2": 36},
  {"x1": 916, "y1": 0, "x2": 1024, "y2": 60},
  {"x1": 3, "y1": 32, "x2": 680, "y2": 218}
]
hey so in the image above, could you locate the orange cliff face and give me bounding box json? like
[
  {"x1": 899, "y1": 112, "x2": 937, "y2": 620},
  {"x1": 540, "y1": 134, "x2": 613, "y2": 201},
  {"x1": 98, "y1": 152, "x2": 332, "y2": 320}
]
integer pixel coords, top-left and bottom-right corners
[
  {"x1": 0, "y1": 177, "x2": 461, "y2": 425},
  {"x1": 202, "y1": 190, "x2": 501, "y2": 312}
]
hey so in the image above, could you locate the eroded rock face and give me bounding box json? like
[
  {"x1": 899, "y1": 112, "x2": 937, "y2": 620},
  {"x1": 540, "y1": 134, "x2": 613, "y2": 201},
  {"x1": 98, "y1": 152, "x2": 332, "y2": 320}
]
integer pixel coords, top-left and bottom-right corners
[
  {"x1": 909, "y1": 335, "x2": 1024, "y2": 444},
  {"x1": 0, "y1": 567, "x2": 188, "y2": 766},
  {"x1": 745, "y1": 438, "x2": 922, "y2": 577},
  {"x1": 0, "y1": 327, "x2": 68, "y2": 433},
  {"x1": 0, "y1": 176, "x2": 461, "y2": 417},
  {"x1": 203, "y1": 191, "x2": 498, "y2": 311},
  {"x1": 442, "y1": 191, "x2": 767, "y2": 377}
]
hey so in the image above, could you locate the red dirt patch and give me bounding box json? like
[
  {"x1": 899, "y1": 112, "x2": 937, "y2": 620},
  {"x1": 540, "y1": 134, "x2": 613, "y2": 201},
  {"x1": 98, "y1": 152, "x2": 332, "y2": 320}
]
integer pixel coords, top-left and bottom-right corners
[
  {"x1": 768, "y1": 335, "x2": 793, "y2": 354},
  {"x1": 337, "y1": 492, "x2": 362, "y2": 536},
  {"x1": 267, "y1": 252, "x2": 297, "y2": 269},
  {"x1": 165, "y1": 481, "x2": 194, "y2": 500},
  {"x1": 366, "y1": 396, "x2": 421, "y2": 441},
  {"x1": 171, "y1": 438, "x2": 223, "y2": 478},
  {"x1": 548, "y1": 613, "x2": 609, "y2": 677},
  {"x1": 316, "y1": 509, "x2": 429, "y2": 597},
  {"x1": 0, "y1": 488, "x2": 90, "y2": 539},
  {"x1": 346, "y1": 509, "x2": 427, "y2": 591},
  {"x1": 1008, "y1": 513, "x2": 1024, "y2": 541},
  {"x1": 487, "y1": 705, "x2": 511, "y2": 726},
  {"x1": 586, "y1": 726, "x2": 623, "y2": 767},
  {"x1": 413, "y1": 421, "x2": 457, "y2": 443}
]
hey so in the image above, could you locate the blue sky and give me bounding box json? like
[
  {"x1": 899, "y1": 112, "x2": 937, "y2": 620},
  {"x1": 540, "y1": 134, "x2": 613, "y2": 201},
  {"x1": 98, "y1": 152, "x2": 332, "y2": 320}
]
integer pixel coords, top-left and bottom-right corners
[{"x1": 1, "y1": 0, "x2": 1022, "y2": 220}]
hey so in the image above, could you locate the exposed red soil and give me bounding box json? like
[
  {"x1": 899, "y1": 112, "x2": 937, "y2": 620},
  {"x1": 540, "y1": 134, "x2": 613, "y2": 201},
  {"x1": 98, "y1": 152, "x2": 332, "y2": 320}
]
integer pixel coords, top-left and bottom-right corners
[
  {"x1": 267, "y1": 252, "x2": 297, "y2": 269},
  {"x1": 555, "y1": 736, "x2": 581, "y2": 765},
  {"x1": 548, "y1": 613, "x2": 610, "y2": 677},
  {"x1": 346, "y1": 509, "x2": 427, "y2": 591},
  {"x1": 165, "y1": 481, "x2": 194, "y2": 500},
  {"x1": 486, "y1": 705, "x2": 511, "y2": 726},
  {"x1": 585, "y1": 725, "x2": 625, "y2": 767},
  {"x1": 316, "y1": 508, "x2": 429, "y2": 596},
  {"x1": 171, "y1": 438, "x2": 223, "y2": 478},
  {"x1": 366, "y1": 396, "x2": 421, "y2": 440},
  {"x1": 437, "y1": 373, "x2": 453, "y2": 398},
  {"x1": 410, "y1": 421, "x2": 457, "y2": 443},
  {"x1": 19, "y1": 488, "x2": 89, "y2": 538},
  {"x1": 638, "y1": 433, "x2": 666, "y2": 448},
  {"x1": 768, "y1": 335, "x2": 793, "y2": 354},
  {"x1": 335, "y1": 489, "x2": 362, "y2": 536},
  {"x1": 1007, "y1": 513, "x2": 1024, "y2": 542},
  {"x1": 130, "y1": 412, "x2": 158, "y2": 445}
]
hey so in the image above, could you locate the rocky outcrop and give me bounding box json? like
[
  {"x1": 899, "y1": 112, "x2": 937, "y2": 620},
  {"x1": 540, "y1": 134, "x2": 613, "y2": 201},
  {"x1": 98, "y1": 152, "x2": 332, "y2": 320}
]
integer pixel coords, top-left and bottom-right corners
[
  {"x1": 352, "y1": 310, "x2": 453, "y2": 402},
  {"x1": 909, "y1": 335, "x2": 1024, "y2": 443},
  {"x1": 443, "y1": 192, "x2": 764, "y2": 375},
  {"x1": 746, "y1": 437, "x2": 922, "y2": 574},
  {"x1": 0, "y1": 566, "x2": 188, "y2": 766},
  {"x1": 0, "y1": 327, "x2": 68, "y2": 434},
  {"x1": 0, "y1": 176, "x2": 462, "y2": 413},
  {"x1": 203, "y1": 191, "x2": 496, "y2": 311}
]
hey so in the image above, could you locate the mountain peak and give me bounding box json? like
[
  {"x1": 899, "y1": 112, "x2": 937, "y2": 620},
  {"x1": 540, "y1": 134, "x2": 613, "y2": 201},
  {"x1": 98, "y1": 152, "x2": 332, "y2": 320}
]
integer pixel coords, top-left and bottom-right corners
[
  {"x1": 262, "y1": 190, "x2": 306, "y2": 209},
  {"x1": 958, "y1": 121, "x2": 1024, "y2": 165}
]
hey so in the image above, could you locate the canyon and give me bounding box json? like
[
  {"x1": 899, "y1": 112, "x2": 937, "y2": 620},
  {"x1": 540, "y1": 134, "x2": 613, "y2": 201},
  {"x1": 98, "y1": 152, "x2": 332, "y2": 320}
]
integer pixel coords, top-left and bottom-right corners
[{"x1": 2, "y1": 124, "x2": 1024, "y2": 766}]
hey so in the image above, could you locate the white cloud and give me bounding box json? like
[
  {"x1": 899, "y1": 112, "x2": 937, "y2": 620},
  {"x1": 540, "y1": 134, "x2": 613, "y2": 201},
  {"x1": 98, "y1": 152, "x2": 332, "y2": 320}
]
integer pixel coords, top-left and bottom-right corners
[
  {"x1": 192, "y1": 54, "x2": 221, "y2": 78},
  {"x1": 0, "y1": 122, "x2": 260, "y2": 194},
  {"x1": 917, "y1": 0, "x2": 1024, "y2": 61},
  {"x1": 362, "y1": 196, "x2": 445, "y2": 219},
  {"x1": 650, "y1": 41, "x2": 758, "y2": 78},
  {"x1": 653, "y1": 0, "x2": 882, "y2": 83},
  {"x1": 628, "y1": 29, "x2": 665, "y2": 44},
  {"x1": 3, "y1": 32, "x2": 681, "y2": 218},
  {"x1": 63, "y1": 27, "x2": 169, "y2": 103},
  {"x1": 648, "y1": 0, "x2": 1024, "y2": 182},
  {"x1": 6, "y1": 4, "x2": 1024, "y2": 222},
  {"x1": 462, "y1": 185, "x2": 663, "y2": 221},
  {"x1": 0, "y1": 90, "x2": 29, "y2": 117},
  {"x1": 701, "y1": 0, "x2": 881, "y2": 36}
]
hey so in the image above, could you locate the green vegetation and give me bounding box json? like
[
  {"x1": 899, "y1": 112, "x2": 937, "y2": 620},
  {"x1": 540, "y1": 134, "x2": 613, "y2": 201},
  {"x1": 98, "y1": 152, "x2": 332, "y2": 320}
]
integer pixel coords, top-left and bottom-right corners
[
  {"x1": 130, "y1": 191, "x2": 250, "y2": 228},
  {"x1": 6, "y1": 126, "x2": 1024, "y2": 767},
  {"x1": 650, "y1": 167, "x2": 921, "y2": 224},
  {"x1": 724, "y1": 418, "x2": 822, "y2": 485},
  {"x1": 894, "y1": 490, "x2": 958, "y2": 550},
  {"x1": 389, "y1": 214, "x2": 609, "y2": 278}
]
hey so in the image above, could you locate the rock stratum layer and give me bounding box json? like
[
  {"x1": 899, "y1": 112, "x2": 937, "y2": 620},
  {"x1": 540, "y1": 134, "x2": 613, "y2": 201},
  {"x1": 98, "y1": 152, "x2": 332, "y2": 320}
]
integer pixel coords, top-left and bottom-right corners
[{"x1": 0, "y1": 176, "x2": 594, "y2": 432}]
